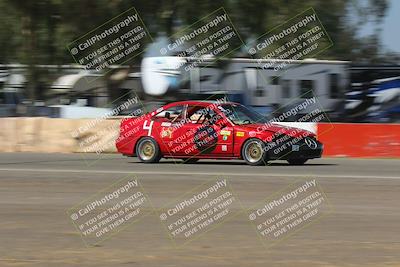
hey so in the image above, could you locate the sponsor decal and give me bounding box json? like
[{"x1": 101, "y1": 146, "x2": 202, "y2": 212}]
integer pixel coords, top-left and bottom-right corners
[
  {"x1": 161, "y1": 127, "x2": 173, "y2": 138},
  {"x1": 222, "y1": 135, "x2": 228, "y2": 141},
  {"x1": 220, "y1": 130, "x2": 231, "y2": 136},
  {"x1": 305, "y1": 137, "x2": 318, "y2": 149},
  {"x1": 222, "y1": 145, "x2": 227, "y2": 151},
  {"x1": 161, "y1": 122, "x2": 172, "y2": 127},
  {"x1": 236, "y1": 131, "x2": 245, "y2": 137}
]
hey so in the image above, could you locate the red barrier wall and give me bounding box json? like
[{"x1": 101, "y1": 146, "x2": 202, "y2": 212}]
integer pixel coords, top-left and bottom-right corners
[{"x1": 317, "y1": 123, "x2": 400, "y2": 158}]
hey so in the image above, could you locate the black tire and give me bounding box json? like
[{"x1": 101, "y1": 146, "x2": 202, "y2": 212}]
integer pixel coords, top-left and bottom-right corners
[
  {"x1": 182, "y1": 158, "x2": 200, "y2": 164},
  {"x1": 241, "y1": 138, "x2": 268, "y2": 166},
  {"x1": 287, "y1": 159, "x2": 308, "y2": 165},
  {"x1": 136, "y1": 137, "x2": 162, "y2": 163}
]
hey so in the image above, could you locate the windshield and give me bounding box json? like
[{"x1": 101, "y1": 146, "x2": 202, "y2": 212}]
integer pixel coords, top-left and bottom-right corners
[{"x1": 219, "y1": 103, "x2": 269, "y2": 125}]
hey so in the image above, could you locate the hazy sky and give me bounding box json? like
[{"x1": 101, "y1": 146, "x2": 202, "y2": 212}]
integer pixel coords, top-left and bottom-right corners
[
  {"x1": 360, "y1": 0, "x2": 400, "y2": 53},
  {"x1": 381, "y1": 0, "x2": 399, "y2": 52}
]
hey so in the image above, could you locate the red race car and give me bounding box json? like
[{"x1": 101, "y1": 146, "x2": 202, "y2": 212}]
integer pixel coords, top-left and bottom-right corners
[{"x1": 116, "y1": 100, "x2": 323, "y2": 166}]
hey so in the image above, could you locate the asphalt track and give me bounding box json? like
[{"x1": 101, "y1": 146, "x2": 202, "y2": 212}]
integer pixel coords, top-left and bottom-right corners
[{"x1": 0, "y1": 152, "x2": 399, "y2": 267}]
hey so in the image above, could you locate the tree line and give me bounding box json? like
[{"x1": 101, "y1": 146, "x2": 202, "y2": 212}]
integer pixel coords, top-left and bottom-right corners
[{"x1": 0, "y1": 0, "x2": 397, "y2": 101}]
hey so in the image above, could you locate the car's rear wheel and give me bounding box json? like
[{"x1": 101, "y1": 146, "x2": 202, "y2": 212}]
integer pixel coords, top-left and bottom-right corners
[
  {"x1": 287, "y1": 159, "x2": 308, "y2": 165},
  {"x1": 242, "y1": 138, "x2": 268, "y2": 166},
  {"x1": 136, "y1": 137, "x2": 162, "y2": 163}
]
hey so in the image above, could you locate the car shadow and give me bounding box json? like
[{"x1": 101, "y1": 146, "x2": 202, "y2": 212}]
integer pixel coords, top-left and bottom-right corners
[
  {"x1": 128, "y1": 160, "x2": 337, "y2": 166},
  {"x1": 267, "y1": 162, "x2": 337, "y2": 166}
]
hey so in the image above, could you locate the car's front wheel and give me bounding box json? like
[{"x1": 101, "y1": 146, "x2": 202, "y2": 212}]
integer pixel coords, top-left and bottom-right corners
[
  {"x1": 242, "y1": 138, "x2": 268, "y2": 166},
  {"x1": 136, "y1": 137, "x2": 162, "y2": 163}
]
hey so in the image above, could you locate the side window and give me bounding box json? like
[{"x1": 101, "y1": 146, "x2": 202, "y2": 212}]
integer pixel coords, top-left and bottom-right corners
[
  {"x1": 187, "y1": 105, "x2": 216, "y2": 124},
  {"x1": 281, "y1": 80, "x2": 291, "y2": 98},
  {"x1": 153, "y1": 105, "x2": 185, "y2": 122},
  {"x1": 300, "y1": 80, "x2": 315, "y2": 98},
  {"x1": 254, "y1": 87, "x2": 265, "y2": 97},
  {"x1": 271, "y1": 76, "x2": 280, "y2": 85},
  {"x1": 329, "y1": 73, "x2": 339, "y2": 99}
]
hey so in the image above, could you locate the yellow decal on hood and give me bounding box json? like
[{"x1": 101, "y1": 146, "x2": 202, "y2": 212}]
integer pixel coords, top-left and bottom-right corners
[{"x1": 236, "y1": 131, "x2": 245, "y2": 137}]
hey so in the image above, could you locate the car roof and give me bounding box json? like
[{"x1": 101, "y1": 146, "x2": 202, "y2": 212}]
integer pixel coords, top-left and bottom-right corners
[{"x1": 165, "y1": 100, "x2": 238, "y2": 107}]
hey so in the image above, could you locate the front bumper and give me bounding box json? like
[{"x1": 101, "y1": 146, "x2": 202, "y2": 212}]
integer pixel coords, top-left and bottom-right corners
[{"x1": 265, "y1": 136, "x2": 323, "y2": 160}]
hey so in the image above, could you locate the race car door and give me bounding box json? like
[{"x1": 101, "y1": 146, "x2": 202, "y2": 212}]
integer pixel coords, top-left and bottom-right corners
[
  {"x1": 179, "y1": 104, "x2": 234, "y2": 156},
  {"x1": 150, "y1": 104, "x2": 188, "y2": 156}
]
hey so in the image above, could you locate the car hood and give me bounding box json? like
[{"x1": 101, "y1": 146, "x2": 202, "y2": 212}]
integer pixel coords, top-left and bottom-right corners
[{"x1": 237, "y1": 123, "x2": 315, "y2": 138}]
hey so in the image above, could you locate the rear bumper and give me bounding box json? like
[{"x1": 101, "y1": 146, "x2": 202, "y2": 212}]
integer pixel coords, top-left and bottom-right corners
[{"x1": 265, "y1": 137, "x2": 323, "y2": 160}]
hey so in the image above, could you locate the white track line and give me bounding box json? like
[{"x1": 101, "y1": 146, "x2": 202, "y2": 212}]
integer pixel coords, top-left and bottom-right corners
[{"x1": 0, "y1": 167, "x2": 398, "y2": 179}]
